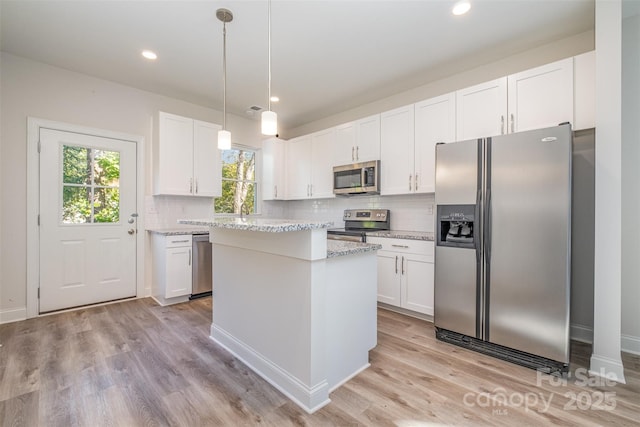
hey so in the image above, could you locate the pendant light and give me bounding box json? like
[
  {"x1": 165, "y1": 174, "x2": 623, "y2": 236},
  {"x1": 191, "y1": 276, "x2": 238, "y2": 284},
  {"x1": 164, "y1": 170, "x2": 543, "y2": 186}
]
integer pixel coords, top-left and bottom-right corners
[
  {"x1": 217, "y1": 8, "x2": 233, "y2": 150},
  {"x1": 261, "y1": 0, "x2": 277, "y2": 136}
]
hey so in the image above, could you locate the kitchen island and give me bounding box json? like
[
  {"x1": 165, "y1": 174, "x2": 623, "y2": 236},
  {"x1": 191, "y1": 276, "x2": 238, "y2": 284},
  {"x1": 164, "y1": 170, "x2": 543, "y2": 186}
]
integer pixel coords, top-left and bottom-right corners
[{"x1": 178, "y1": 217, "x2": 381, "y2": 413}]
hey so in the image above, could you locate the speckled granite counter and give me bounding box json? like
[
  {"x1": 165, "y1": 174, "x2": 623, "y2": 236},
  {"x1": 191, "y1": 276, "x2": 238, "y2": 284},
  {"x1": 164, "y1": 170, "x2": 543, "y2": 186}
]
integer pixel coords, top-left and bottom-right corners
[
  {"x1": 146, "y1": 226, "x2": 209, "y2": 236},
  {"x1": 327, "y1": 240, "x2": 382, "y2": 258},
  {"x1": 366, "y1": 230, "x2": 434, "y2": 241},
  {"x1": 179, "y1": 217, "x2": 333, "y2": 233}
]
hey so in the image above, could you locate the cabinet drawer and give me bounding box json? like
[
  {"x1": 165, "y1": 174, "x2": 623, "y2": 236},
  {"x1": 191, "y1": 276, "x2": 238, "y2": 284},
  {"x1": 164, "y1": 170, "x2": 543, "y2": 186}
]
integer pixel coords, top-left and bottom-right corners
[
  {"x1": 367, "y1": 237, "x2": 434, "y2": 257},
  {"x1": 165, "y1": 234, "x2": 193, "y2": 248}
]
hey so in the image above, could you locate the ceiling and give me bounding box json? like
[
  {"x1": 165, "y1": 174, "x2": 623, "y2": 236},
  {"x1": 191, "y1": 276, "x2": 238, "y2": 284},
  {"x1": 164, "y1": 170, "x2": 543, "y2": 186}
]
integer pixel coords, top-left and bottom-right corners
[{"x1": 1, "y1": 0, "x2": 595, "y2": 131}]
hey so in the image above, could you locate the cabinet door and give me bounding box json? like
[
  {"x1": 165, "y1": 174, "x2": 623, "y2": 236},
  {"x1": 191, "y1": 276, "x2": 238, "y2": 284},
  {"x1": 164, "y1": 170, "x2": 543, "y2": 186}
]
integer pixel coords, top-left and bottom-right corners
[
  {"x1": 193, "y1": 120, "x2": 222, "y2": 197},
  {"x1": 157, "y1": 112, "x2": 194, "y2": 195},
  {"x1": 380, "y1": 105, "x2": 415, "y2": 195},
  {"x1": 310, "y1": 128, "x2": 336, "y2": 199},
  {"x1": 456, "y1": 77, "x2": 508, "y2": 140},
  {"x1": 376, "y1": 251, "x2": 401, "y2": 306},
  {"x1": 355, "y1": 114, "x2": 381, "y2": 162},
  {"x1": 335, "y1": 122, "x2": 356, "y2": 165},
  {"x1": 573, "y1": 51, "x2": 595, "y2": 131},
  {"x1": 165, "y1": 246, "x2": 192, "y2": 298},
  {"x1": 262, "y1": 137, "x2": 285, "y2": 200},
  {"x1": 401, "y1": 254, "x2": 434, "y2": 315},
  {"x1": 414, "y1": 93, "x2": 456, "y2": 194},
  {"x1": 286, "y1": 136, "x2": 312, "y2": 199},
  {"x1": 507, "y1": 58, "x2": 573, "y2": 133}
]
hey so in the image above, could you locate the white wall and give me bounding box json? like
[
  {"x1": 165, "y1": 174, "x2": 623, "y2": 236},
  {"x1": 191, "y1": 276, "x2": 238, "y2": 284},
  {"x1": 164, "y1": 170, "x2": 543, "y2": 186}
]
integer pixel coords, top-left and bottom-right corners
[
  {"x1": 0, "y1": 52, "x2": 262, "y2": 319},
  {"x1": 622, "y1": 12, "x2": 640, "y2": 355}
]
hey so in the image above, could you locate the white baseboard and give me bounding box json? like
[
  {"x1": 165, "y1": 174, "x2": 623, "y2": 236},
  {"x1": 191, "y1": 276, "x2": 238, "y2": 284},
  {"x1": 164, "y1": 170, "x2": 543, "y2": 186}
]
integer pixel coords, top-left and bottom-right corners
[
  {"x1": 590, "y1": 354, "x2": 626, "y2": 384},
  {"x1": 570, "y1": 323, "x2": 594, "y2": 343},
  {"x1": 621, "y1": 334, "x2": 640, "y2": 356},
  {"x1": 0, "y1": 307, "x2": 27, "y2": 324},
  {"x1": 211, "y1": 324, "x2": 330, "y2": 414}
]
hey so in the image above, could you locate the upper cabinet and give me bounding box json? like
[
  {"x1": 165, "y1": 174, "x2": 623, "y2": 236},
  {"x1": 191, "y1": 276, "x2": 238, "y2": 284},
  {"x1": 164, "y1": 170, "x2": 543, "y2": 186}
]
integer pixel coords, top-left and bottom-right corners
[
  {"x1": 262, "y1": 137, "x2": 286, "y2": 201},
  {"x1": 154, "y1": 112, "x2": 221, "y2": 197},
  {"x1": 456, "y1": 58, "x2": 574, "y2": 140},
  {"x1": 334, "y1": 114, "x2": 381, "y2": 165},
  {"x1": 573, "y1": 51, "x2": 596, "y2": 130},
  {"x1": 380, "y1": 105, "x2": 415, "y2": 195},
  {"x1": 285, "y1": 129, "x2": 336, "y2": 200},
  {"x1": 456, "y1": 77, "x2": 508, "y2": 141},
  {"x1": 414, "y1": 93, "x2": 456, "y2": 193},
  {"x1": 507, "y1": 57, "x2": 574, "y2": 133}
]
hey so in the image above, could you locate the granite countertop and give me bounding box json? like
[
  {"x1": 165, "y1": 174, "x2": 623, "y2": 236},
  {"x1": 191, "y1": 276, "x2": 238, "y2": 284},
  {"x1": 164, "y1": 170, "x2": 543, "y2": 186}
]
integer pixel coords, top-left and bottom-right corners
[
  {"x1": 146, "y1": 226, "x2": 210, "y2": 236},
  {"x1": 179, "y1": 217, "x2": 334, "y2": 233},
  {"x1": 327, "y1": 240, "x2": 382, "y2": 258},
  {"x1": 366, "y1": 230, "x2": 435, "y2": 241}
]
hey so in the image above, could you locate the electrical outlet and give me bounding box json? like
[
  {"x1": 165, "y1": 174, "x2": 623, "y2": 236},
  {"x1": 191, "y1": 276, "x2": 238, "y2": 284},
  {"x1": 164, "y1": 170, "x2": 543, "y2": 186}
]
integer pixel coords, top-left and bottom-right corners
[{"x1": 427, "y1": 205, "x2": 434, "y2": 215}]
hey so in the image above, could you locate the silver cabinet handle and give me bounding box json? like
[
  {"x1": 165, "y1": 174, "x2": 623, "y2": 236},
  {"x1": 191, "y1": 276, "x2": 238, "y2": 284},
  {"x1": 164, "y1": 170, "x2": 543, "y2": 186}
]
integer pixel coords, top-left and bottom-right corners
[
  {"x1": 395, "y1": 255, "x2": 398, "y2": 274},
  {"x1": 274, "y1": 185, "x2": 278, "y2": 198},
  {"x1": 352, "y1": 146, "x2": 355, "y2": 161},
  {"x1": 356, "y1": 146, "x2": 359, "y2": 161},
  {"x1": 415, "y1": 173, "x2": 419, "y2": 191},
  {"x1": 309, "y1": 184, "x2": 313, "y2": 197},
  {"x1": 401, "y1": 256, "x2": 405, "y2": 275},
  {"x1": 510, "y1": 114, "x2": 515, "y2": 133},
  {"x1": 409, "y1": 174, "x2": 412, "y2": 191},
  {"x1": 188, "y1": 249, "x2": 192, "y2": 266},
  {"x1": 501, "y1": 115, "x2": 505, "y2": 135},
  {"x1": 189, "y1": 178, "x2": 193, "y2": 193},
  {"x1": 195, "y1": 179, "x2": 198, "y2": 194},
  {"x1": 391, "y1": 244, "x2": 409, "y2": 249},
  {"x1": 171, "y1": 239, "x2": 189, "y2": 244}
]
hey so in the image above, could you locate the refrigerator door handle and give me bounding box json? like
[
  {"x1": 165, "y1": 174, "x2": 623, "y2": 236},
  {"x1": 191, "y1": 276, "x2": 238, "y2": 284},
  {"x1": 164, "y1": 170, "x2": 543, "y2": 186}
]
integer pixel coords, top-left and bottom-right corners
[
  {"x1": 485, "y1": 189, "x2": 492, "y2": 263},
  {"x1": 475, "y1": 189, "x2": 482, "y2": 262}
]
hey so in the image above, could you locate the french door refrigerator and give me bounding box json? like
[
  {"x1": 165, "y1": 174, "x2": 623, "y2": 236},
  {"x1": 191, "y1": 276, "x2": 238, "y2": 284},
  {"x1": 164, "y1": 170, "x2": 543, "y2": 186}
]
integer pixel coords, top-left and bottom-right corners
[{"x1": 434, "y1": 124, "x2": 572, "y2": 374}]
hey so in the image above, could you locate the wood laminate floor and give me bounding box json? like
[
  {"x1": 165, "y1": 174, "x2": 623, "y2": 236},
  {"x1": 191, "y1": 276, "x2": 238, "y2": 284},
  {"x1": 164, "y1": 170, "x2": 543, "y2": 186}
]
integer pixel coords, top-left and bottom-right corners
[{"x1": 0, "y1": 297, "x2": 638, "y2": 426}]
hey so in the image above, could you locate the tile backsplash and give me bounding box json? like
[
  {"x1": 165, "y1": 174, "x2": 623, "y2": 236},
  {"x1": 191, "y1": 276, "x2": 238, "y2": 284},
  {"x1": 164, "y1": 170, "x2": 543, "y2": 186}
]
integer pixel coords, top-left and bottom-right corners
[{"x1": 146, "y1": 193, "x2": 434, "y2": 232}]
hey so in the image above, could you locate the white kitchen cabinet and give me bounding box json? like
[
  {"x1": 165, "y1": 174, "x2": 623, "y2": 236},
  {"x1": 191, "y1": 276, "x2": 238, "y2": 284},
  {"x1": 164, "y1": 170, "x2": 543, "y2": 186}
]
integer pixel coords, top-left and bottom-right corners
[
  {"x1": 262, "y1": 137, "x2": 286, "y2": 200},
  {"x1": 573, "y1": 51, "x2": 595, "y2": 130},
  {"x1": 456, "y1": 77, "x2": 508, "y2": 141},
  {"x1": 334, "y1": 114, "x2": 381, "y2": 165},
  {"x1": 285, "y1": 130, "x2": 335, "y2": 200},
  {"x1": 380, "y1": 105, "x2": 415, "y2": 195},
  {"x1": 154, "y1": 111, "x2": 221, "y2": 197},
  {"x1": 507, "y1": 57, "x2": 574, "y2": 133},
  {"x1": 368, "y1": 237, "x2": 435, "y2": 316},
  {"x1": 414, "y1": 93, "x2": 457, "y2": 193},
  {"x1": 151, "y1": 234, "x2": 193, "y2": 306}
]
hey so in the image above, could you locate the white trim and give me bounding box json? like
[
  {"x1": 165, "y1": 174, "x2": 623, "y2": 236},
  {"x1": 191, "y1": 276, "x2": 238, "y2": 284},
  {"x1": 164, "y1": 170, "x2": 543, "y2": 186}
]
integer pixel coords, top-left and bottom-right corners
[
  {"x1": 0, "y1": 307, "x2": 27, "y2": 324},
  {"x1": 570, "y1": 323, "x2": 594, "y2": 343},
  {"x1": 622, "y1": 334, "x2": 640, "y2": 355},
  {"x1": 26, "y1": 117, "x2": 146, "y2": 318},
  {"x1": 589, "y1": 354, "x2": 626, "y2": 384}
]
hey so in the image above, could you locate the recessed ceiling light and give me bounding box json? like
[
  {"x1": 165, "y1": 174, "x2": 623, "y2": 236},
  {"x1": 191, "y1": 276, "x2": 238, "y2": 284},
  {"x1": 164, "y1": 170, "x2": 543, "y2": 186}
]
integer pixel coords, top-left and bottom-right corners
[
  {"x1": 452, "y1": 0, "x2": 471, "y2": 16},
  {"x1": 141, "y1": 50, "x2": 158, "y2": 60},
  {"x1": 270, "y1": 96, "x2": 280, "y2": 103}
]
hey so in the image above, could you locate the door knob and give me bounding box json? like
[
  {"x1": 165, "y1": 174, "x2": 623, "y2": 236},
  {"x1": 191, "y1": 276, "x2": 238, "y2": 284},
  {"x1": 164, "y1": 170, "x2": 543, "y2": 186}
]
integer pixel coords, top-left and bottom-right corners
[{"x1": 128, "y1": 229, "x2": 135, "y2": 235}]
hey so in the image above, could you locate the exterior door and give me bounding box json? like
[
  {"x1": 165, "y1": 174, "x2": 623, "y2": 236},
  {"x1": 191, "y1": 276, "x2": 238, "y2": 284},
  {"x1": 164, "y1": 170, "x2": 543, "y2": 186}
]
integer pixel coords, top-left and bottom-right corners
[{"x1": 39, "y1": 128, "x2": 137, "y2": 312}]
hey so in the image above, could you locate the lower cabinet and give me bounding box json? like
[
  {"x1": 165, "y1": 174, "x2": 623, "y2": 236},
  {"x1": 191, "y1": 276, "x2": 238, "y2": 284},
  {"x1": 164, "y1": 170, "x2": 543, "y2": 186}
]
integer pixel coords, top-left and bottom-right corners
[
  {"x1": 151, "y1": 234, "x2": 193, "y2": 305},
  {"x1": 368, "y1": 237, "x2": 434, "y2": 316}
]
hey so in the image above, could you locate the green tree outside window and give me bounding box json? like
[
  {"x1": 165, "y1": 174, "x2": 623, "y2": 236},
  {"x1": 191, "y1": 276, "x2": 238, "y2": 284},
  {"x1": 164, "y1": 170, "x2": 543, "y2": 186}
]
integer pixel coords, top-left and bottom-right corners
[{"x1": 214, "y1": 148, "x2": 257, "y2": 214}]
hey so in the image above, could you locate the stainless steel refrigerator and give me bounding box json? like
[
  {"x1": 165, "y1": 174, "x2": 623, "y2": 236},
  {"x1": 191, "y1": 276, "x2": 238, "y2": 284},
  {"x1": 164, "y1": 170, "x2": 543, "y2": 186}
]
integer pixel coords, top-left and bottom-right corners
[{"x1": 434, "y1": 124, "x2": 572, "y2": 374}]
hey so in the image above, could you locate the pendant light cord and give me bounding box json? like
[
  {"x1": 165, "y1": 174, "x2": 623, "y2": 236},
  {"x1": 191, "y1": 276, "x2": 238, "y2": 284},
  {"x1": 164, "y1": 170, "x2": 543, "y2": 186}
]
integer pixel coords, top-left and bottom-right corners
[
  {"x1": 222, "y1": 20, "x2": 227, "y2": 130},
  {"x1": 267, "y1": 0, "x2": 272, "y2": 112}
]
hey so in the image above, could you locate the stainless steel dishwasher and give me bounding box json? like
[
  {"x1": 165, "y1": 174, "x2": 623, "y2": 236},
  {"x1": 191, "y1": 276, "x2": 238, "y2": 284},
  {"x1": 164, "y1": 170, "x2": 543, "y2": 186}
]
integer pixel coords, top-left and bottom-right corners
[{"x1": 190, "y1": 233, "x2": 212, "y2": 299}]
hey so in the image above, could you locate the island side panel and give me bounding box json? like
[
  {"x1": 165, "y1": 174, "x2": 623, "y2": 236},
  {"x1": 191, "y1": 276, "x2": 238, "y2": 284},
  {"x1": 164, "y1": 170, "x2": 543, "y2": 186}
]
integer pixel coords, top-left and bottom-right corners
[
  {"x1": 325, "y1": 251, "x2": 378, "y2": 391},
  {"x1": 210, "y1": 242, "x2": 330, "y2": 412}
]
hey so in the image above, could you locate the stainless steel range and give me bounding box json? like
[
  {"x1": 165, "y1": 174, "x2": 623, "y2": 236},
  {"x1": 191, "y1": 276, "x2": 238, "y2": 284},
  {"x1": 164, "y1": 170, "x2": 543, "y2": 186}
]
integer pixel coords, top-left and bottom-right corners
[{"x1": 327, "y1": 209, "x2": 390, "y2": 242}]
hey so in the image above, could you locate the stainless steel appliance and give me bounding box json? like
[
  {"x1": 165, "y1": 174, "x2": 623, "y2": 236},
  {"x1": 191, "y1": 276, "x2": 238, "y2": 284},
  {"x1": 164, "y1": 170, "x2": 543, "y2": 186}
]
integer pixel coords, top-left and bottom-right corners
[
  {"x1": 434, "y1": 124, "x2": 572, "y2": 374},
  {"x1": 191, "y1": 233, "x2": 212, "y2": 299},
  {"x1": 327, "y1": 209, "x2": 390, "y2": 242},
  {"x1": 333, "y1": 160, "x2": 380, "y2": 195}
]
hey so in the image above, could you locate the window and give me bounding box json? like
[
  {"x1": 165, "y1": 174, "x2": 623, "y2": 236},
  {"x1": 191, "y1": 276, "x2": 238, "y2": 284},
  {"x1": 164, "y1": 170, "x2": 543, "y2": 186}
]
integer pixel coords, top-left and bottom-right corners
[
  {"x1": 62, "y1": 145, "x2": 120, "y2": 224},
  {"x1": 214, "y1": 147, "x2": 257, "y2": 214}
]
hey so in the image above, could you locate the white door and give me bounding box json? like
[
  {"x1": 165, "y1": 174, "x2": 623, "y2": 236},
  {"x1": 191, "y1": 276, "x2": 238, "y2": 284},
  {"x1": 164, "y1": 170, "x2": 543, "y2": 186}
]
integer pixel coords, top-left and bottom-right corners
[
  {"x1": 456, "y1": 77, "x2": 508, "y2": 140},
  {"x1": 310, "y1": 128, "x2": 336, "y2": 199},
  {"x1": 380, "y1": 105, "x2": 415, "y2": 195},
  {"x1": 39, "y1": 128, "x2": 137, "y2": 312}
]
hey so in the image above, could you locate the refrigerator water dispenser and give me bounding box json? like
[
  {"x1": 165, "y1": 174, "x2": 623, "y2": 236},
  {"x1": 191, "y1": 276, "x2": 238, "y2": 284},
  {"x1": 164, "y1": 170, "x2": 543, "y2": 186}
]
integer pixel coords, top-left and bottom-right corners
[{"x1": 437, "y1": 205, "x2": 476, "y2": 249}]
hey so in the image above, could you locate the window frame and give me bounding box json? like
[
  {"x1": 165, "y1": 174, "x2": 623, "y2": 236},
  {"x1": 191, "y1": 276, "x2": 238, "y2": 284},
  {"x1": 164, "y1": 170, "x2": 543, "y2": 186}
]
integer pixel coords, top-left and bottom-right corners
[{"x1": 215, "y1": 143, "x2": 262, "y2": 215}]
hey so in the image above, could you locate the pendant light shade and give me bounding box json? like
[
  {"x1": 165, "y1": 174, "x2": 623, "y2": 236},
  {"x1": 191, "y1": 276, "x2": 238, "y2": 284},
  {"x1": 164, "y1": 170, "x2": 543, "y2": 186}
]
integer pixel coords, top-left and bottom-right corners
[
  {"x1": 261, "y1": 0, "x2": 278, "y2": 136},
  {"x1": 217, "y1": 8, "x2": 233, "y2": 150},
  {"x1": 217, "y1": 129, "x2": 231, "y2": 150},
  {"x1": 261, "y1": 110, "x2": 277, "y2": 135}
]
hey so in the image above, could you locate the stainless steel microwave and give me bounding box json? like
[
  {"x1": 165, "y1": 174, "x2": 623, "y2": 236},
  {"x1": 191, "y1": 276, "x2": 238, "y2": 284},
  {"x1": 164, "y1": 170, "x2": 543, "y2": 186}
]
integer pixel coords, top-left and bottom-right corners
[{"x1": 333, "y1": 160, "x2": 380, "y2": 195}]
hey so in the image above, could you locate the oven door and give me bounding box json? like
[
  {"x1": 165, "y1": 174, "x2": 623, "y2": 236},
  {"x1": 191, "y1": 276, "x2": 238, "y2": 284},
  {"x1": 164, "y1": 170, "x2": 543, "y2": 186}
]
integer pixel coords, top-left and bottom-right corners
[{"x1": 327, "y1": 230, "x2": 366, "y2": 242}]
